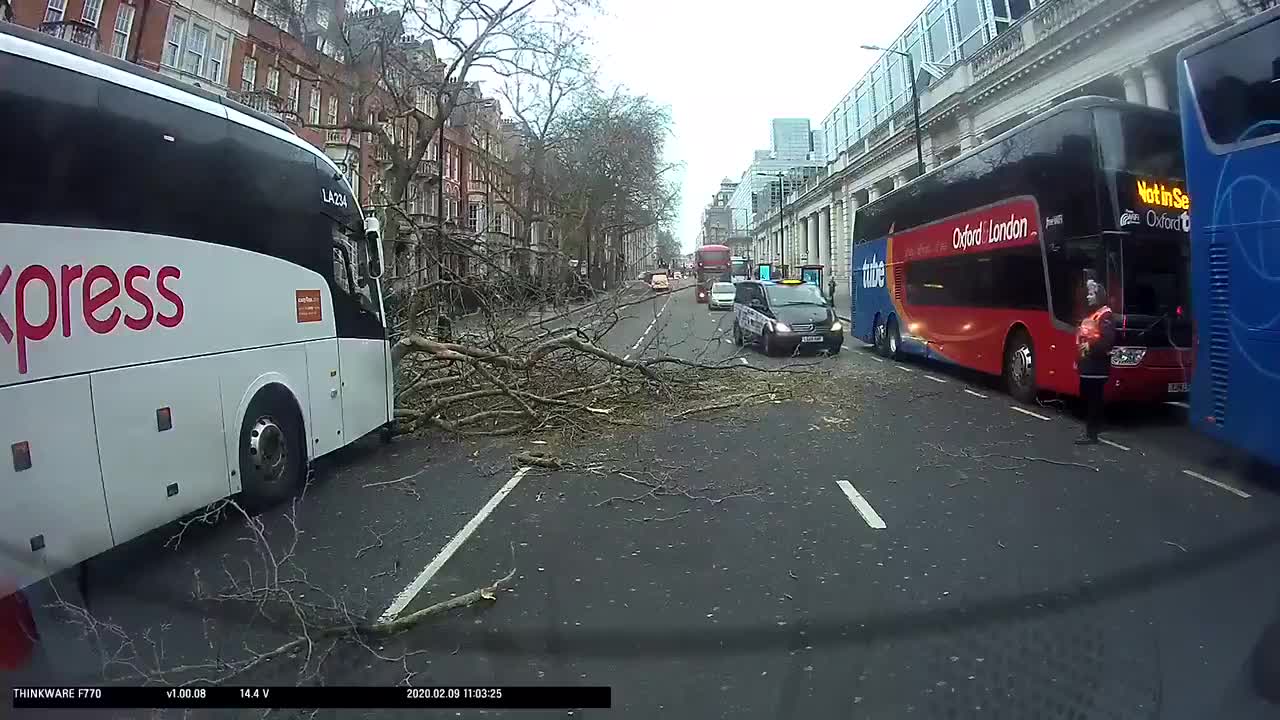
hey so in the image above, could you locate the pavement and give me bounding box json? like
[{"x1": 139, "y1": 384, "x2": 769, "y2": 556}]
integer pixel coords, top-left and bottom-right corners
[{"x1": 7, "y1": 277, "x2": 1280, "y2": 719}]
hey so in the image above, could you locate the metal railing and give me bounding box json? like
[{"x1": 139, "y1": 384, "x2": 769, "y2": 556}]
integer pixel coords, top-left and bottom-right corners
[
  {"x1": 229, "y1": 89, "x2": 287, "y2": 119},
  {"x1": 325, "y1": 128, "x2": 360, "y2": 147},
  {"x1": 39, "y1": 20, "x2": 99, "y2": 51},
  {"x1": 971, "y1": 0, "x2": 1110, "y2": 80}
]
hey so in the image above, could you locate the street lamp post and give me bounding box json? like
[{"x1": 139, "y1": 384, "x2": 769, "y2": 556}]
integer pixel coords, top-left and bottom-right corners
[
  {"x1": 861, "y1": 44, "x2": 925, "y2": 177},
  {"x1": 756, "y1": 171, "x2": 787, "y2": 273}
]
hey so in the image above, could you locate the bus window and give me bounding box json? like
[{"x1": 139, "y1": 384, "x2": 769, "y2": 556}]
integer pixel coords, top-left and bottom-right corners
[
  {"x1": 1185, "y1": 16, "x2": 1280, "y2": 147},
  {"x1": 0, "y1": 53, "x2": 100, "y2": 227},
  {"x1": 1047, "y1": 235, "x2": 1105, "y2": 324},
  {"x1": 1096, "y1": 107, "x2": 1186, "y2": 179},
  {"x1": 330, "y1": 224, "x2": 379, "y2": 318}
]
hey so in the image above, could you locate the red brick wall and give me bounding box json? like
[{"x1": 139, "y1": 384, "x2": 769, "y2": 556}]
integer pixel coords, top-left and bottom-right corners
[{"x1": 7, "y1": 0, "x2": 166, "y2": 66}]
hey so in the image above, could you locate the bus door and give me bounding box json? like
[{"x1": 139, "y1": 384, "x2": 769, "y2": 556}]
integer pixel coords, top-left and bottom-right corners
[{"x1": 320, "y1": 163, "x2": 391, "y2": 445}]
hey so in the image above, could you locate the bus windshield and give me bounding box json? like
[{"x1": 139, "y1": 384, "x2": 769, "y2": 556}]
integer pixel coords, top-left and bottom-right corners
[
  {"x1": 1119, "y1": 235, "x2": 1190, "y2": 319},
  {"x1": 1097, "y1": 107, "x2": 1186, "y2": 179}
]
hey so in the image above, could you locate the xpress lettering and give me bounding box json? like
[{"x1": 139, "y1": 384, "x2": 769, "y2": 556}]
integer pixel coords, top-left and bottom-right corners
[{"x1": 0, "y1": 262, "x2": 184, "y2": 374}]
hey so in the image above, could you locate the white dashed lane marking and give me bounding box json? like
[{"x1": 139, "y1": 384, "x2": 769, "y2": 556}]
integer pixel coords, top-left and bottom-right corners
[
  {"x1": 1181, "y1": 469, "x2": 1251, "y2": 499},
  {"x1": 896, "y1": 365, "x2": 913, "y2": 373},
  {"x1": 1165, "y1": 401, "x2": 1190, "y2": 409},
  {"x1": 1010, "y1": 406, "x2": 1052, "y2": 421},
  {"x1": 964, "y1": 389, "x2": 989, "y2": 399},
  {"x1": 923, "y1": 374, "x2": 947, "y2": 384},
  {"x1": 870, "y1": 357, "x2": 885, "y2": 363},
  {"x1": 1099, "y1": 437, "x2": 1130, "y2": 452},
  {"x1": 836, "y1": 480, "x2": 887, "y2": 529}
]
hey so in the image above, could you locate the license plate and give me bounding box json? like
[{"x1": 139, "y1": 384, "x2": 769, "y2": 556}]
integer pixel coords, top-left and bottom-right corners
[
  {"x1": 801, "y1": 335, "x2": 823, "y2": 343},
  {"x1": 1167, "y1": 383, "x2": 1189, "y2": 393}
]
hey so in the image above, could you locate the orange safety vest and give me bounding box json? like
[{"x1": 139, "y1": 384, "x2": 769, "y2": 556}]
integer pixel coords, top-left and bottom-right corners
[{"x1": 1076, "y1": 305, "x2": 1112, "y2": 355}]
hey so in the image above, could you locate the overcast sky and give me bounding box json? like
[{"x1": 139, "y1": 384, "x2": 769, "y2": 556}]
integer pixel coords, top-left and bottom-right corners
[{"x1": 580, "y1": 0, "x2": 929, "y2": 252}]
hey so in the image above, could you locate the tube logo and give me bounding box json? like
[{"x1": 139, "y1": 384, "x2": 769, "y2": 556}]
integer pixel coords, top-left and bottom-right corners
[
  {"x1": 861, "y1": 255, "x2": 886, "y2": 289},
  {"x1": 0, "y1": 263, "x2": 184, "y2": 375}
]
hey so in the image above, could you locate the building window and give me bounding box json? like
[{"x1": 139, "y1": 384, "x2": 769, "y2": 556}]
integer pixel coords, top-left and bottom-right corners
[
  {"x1": 43, "y1": 0, "x2": 65, "y2": 23},
  {"x1": 241, "y1": 56, "x2": 257, "y2": 92},
  {"x1": 468, "y1": 202, "x2": 481, "y2": 231},
  {"x1": 309, "y1": 84, "x2": 321, "y2": 124},
  {"x1": 288, "y1": 77, "x2": 300, "y2": 114},
  {"x1": 347, "y1": 94, "x2": 355, "y2": 123},
  {"x1": 266, "y1": 66, "x2": 280, "y2": 95},
  {"x1": 163, "y1": 15, "x2": 185, "y2": 67},
  {"x1": 181, "y1": 24, "x2": 206, "y2": 75},
  {"x1": 80, "y1": 0, "x2": 103, "y2": 26},
  {"x1": 253, "y1": 0, "x2": 288, "y2": 29},
  {"x1": 327, "y1": 95, "x2": 338, "y2": 126},
  {"x1": 207, "y1": 33, "x2": 228, "y2": 83},
  {"x1": 110, "y1": 3, "x2": 135, "y2": 59}
]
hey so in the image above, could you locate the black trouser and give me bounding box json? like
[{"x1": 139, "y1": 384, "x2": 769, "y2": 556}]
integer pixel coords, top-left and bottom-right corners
[{"x1": 1080, "y1": 375, "x2": 1108, "y2": 439}]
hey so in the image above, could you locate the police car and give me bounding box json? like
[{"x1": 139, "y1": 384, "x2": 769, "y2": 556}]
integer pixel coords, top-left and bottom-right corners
[{"x1": 732, "y1": 279, "x2": 843, "y2": 355}]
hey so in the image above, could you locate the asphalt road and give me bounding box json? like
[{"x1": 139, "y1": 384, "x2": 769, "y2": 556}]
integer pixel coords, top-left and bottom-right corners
[{"x1": 8, "y1": 279, "x2": 1280, "y2": 719}]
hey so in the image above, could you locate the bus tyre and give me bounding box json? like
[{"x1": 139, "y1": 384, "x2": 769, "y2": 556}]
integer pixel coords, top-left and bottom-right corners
[
  {"x1": 733, "y1": 322, "x2": 744, "y2": 346},
  {"x1": 1004, "y1": 331, "x2": 1037, "y2": 403},
  {"x1": 873, "y1": 316, "x2": 889, "y2": 357},
  {"x1": 886, "y1": 317, "x2": 902, "y2": 360},
  {"x1": 237, "y1": 392, "x2": 305, "y2": 512}
]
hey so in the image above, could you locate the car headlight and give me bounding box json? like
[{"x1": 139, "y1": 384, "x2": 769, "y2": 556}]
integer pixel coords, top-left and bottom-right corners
[
  {"x1": 1110, "y1": 346, "x2": 1146, "y2": 366},
  {"x1": 774, "y1": 322, "x2": 791, "y2": 333},
  {"x1": 830, "y1": 321, "x2": 843, "y2": 332}
]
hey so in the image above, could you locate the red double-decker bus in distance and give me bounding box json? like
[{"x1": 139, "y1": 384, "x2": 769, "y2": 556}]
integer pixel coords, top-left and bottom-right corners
[
  {"x1": 695, "y1": 244, "x2": 731, "y2": 303},
  {"x1": 852, "y1": 96, "x2": 1191, "y2": 404},
  {"x1": 696, "y1": 242, "x2": 737, "y2": 301}
]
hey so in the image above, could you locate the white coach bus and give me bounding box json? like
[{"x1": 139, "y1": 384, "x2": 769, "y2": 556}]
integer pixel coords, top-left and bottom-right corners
[{"x1": 0, "y1": 23, "x2": 393, "y2": 590}]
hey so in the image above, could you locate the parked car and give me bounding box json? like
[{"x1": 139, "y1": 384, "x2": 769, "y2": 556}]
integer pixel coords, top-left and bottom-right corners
[
  {"x1": 650, "y1": 273, "x2": 670, "y2": 291},
  {"x1": 708, "y1": 281, "x2": 736, "y2": 310}
]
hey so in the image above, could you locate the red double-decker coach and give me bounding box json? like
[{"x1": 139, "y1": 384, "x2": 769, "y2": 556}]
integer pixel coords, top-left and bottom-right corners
[
  {"x1": 851, "y1": 96, "x2": 1192, "y2": 404},
  {"x1": 694, "y1": 244, "x2": 731, "y2": 303}
]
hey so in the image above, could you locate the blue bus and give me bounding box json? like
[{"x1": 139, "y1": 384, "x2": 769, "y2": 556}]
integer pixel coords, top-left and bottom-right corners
[{"x1": 1177, "y1": 5, "x2": 1280, "y2": 467}]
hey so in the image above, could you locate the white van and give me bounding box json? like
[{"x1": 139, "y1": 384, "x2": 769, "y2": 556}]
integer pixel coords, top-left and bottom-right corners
[{"x1": 650, "y1": 274, "x2": 670, "y2": 291}]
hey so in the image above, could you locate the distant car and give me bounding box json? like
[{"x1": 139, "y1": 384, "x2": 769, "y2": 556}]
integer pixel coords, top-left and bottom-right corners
[
  {"x1": 650, "y1": 273, "x2": 670, "y2": 291},
  {"x1": 673, "y1": 271, "x2": 683, "y2": 280},
  {"x1": 708, "y1": 281, "x2": 735, "y2": 310}
]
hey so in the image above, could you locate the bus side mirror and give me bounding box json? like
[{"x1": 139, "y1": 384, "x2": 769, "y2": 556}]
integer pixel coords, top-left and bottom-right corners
[{"x1": 365, "y1": 216, "x2": 384, "y2": 280}]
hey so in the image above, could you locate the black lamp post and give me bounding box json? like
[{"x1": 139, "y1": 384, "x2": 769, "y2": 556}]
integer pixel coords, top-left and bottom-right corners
[{"x1": 861, "y1": 44, "x2": 925, "y2": 177}]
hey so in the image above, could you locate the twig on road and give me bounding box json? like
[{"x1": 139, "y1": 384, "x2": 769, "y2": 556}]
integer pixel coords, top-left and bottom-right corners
[
  {"x1": 363, "y1": 469, "x2": 426, "y2": 489},
  {"x1": 355, "y1": 522, "x2": 401, "y2": 560}
]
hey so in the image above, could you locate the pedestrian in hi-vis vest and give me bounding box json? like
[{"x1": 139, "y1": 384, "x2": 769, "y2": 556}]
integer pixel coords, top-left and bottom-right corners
[{"x1": 1075, "y1": 276, "x2": 1115, "y2": 445}]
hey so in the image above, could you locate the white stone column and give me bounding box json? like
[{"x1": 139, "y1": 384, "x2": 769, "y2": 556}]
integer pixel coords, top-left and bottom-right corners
[
  {"x1": 817, "y1": 207, "x2": 830, "y2": 270},
  {"x1": 958, "y1": 115, "x2": 975, "y2": 152},
  {"x1": 845, "y1": 193, "x2": 861, "y2": 281},
  {"x1": 868, "y1": 186, "x2": 882, "y2": 202},
  {"x1": 807, "y1": 214, "x2": 820, "y2": 264},
  {"x1": 1141, "y1": 61, "x2": 1168, "y2": 111},
  {"x1": 894, "y1": 172, "x2": 909, "y2": 190},
  {"x1": 1121, "y1": 67, "x2": 1147, "y2": 105}
]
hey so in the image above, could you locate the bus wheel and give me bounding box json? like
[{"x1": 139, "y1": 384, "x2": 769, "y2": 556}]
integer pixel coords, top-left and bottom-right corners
[
  {"x1": 733, "y1": 322, "x2": 744, "y2": 346},
  {"x1": 873, "y1": 316, "x2": 887, "y2": 356},
  {"x1": 1004, "y1": 331, "x2": 1037, "y2": 403},
  {"x1": 886, "y1": 317, "x2": 902, "y2": 359},
  {"x1": 238, "y1": 392, "x2": 304, "y2": 512}
]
